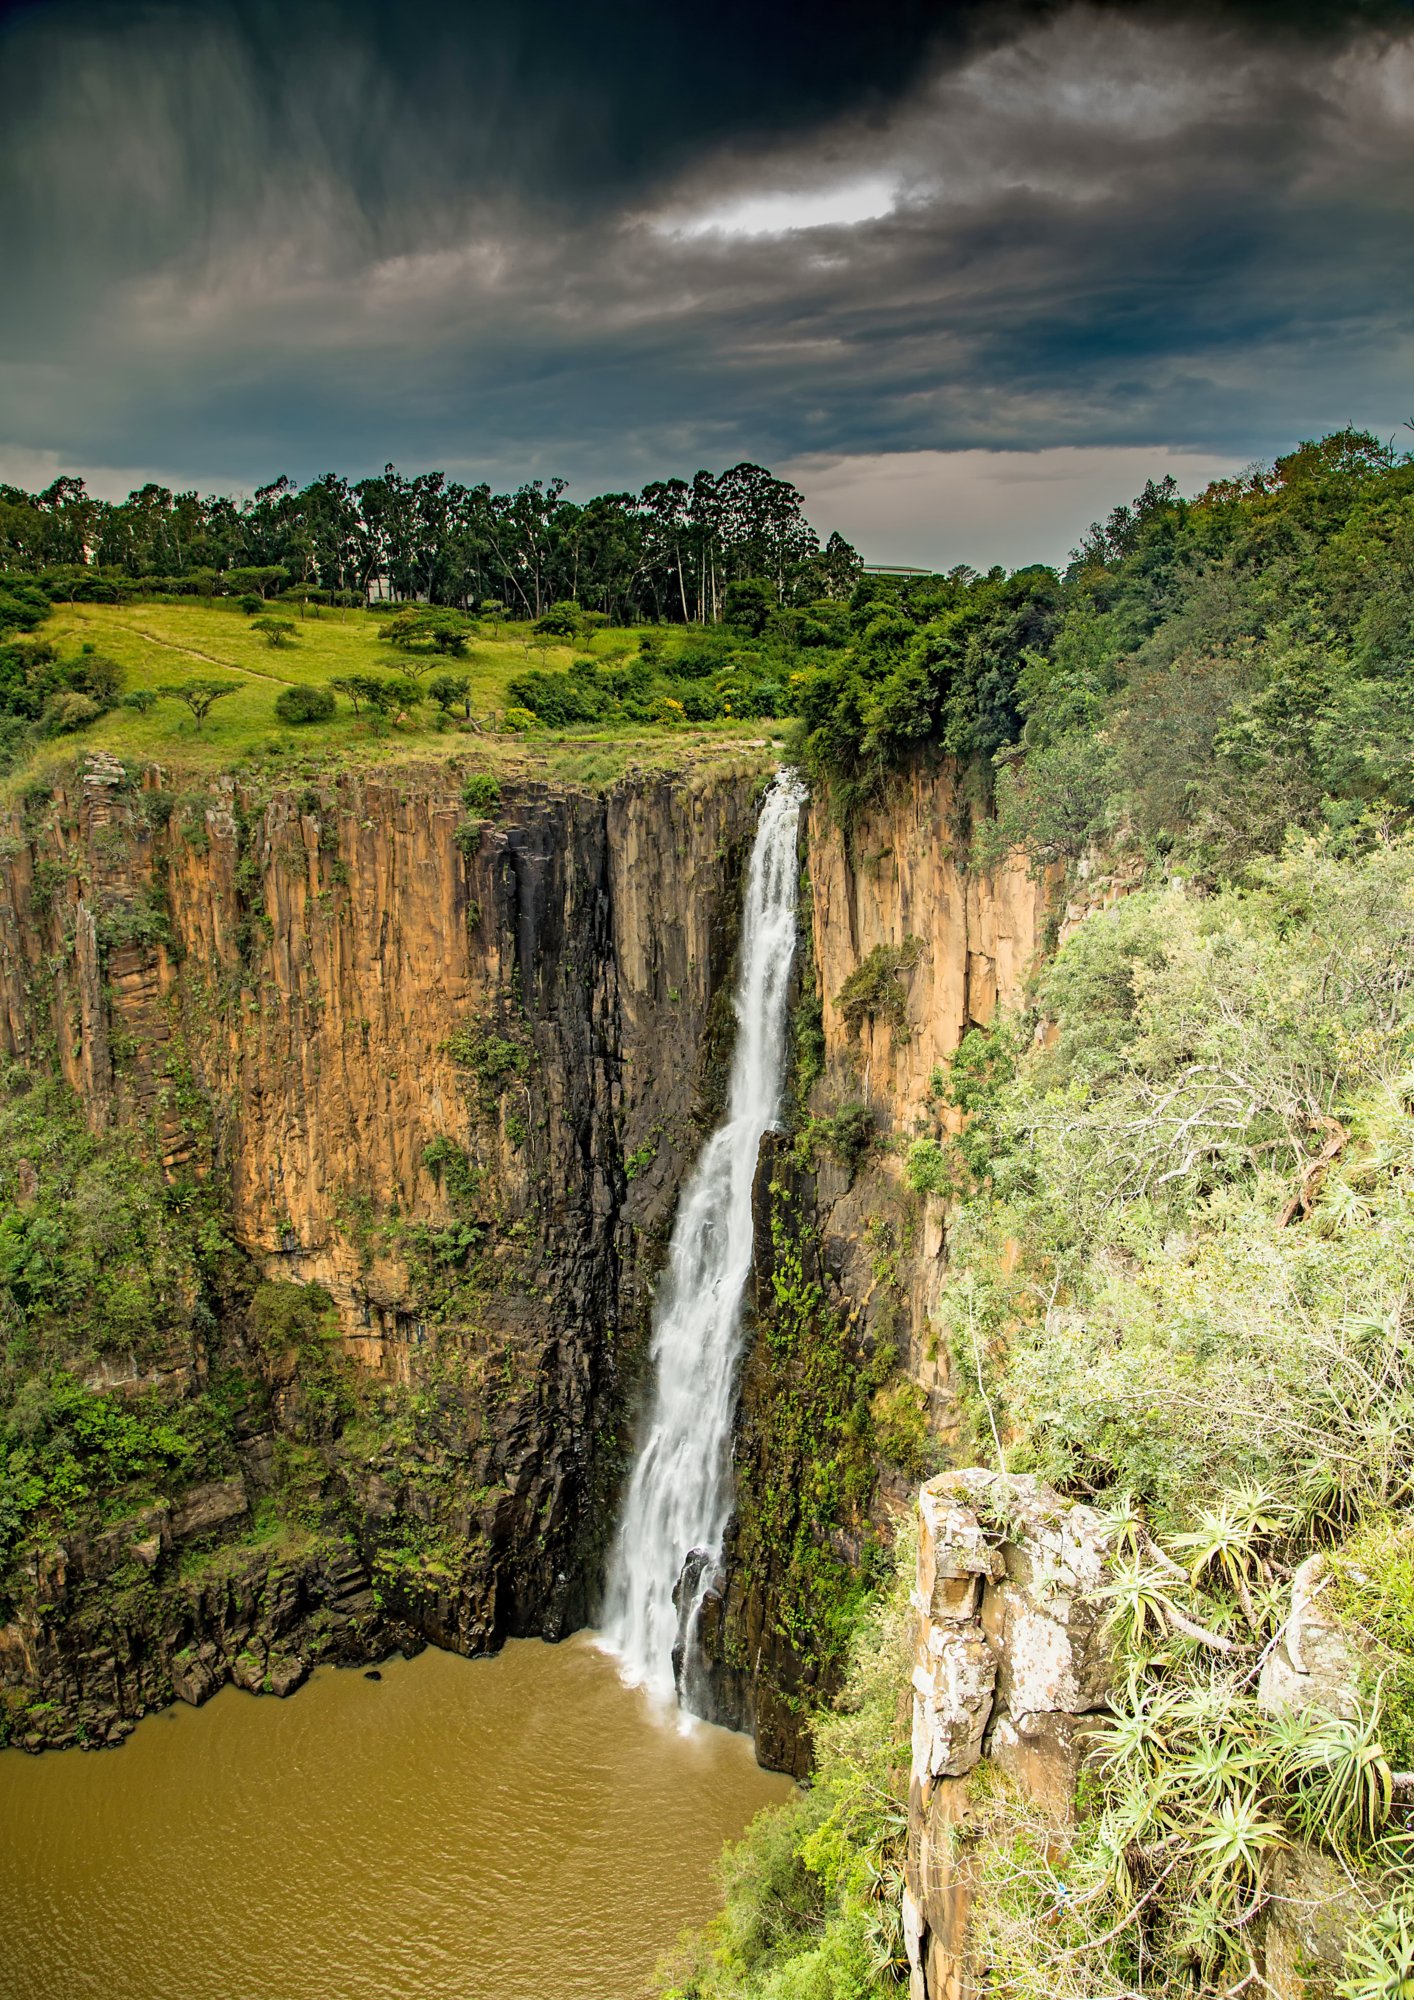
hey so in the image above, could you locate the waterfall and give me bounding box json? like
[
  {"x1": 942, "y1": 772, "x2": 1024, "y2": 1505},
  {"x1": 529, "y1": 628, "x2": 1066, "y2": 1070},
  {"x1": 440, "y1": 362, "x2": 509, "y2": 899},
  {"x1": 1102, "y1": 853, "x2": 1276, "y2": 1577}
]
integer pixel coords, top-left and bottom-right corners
[{"x1": 601, "y1": 769, "x2": 807, "y2": 1712}]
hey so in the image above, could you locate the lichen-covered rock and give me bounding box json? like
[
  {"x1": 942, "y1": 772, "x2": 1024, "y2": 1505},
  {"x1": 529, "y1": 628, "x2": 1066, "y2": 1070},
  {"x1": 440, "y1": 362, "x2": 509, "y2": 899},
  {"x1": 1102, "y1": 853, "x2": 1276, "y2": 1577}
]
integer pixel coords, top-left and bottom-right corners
[
  {"x1": 1259, "y1": 1553, "x2": 1361, "y2": 1722},
  {"x1": 1262, "y1": 1843, "x2": 1387, "y2": 1998},
  {"x1": 918, "y1": 1482, "x2": 1004, "y2": 1621},
  {"x1": 912, "y1": 1622, "x2": 997, "y2": 1783},
  {"x1": 903, "y1": 1470, "x2": 1116, "y2": 2000}
]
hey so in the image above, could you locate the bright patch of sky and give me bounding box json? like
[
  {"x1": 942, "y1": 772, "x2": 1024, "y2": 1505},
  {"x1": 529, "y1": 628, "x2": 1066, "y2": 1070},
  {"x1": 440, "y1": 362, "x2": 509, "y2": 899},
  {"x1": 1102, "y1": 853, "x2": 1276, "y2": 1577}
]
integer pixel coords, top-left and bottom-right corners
[
  {"x1": 657, "y1": 174, "x2": 899, "y2": 239},
  {"x1": 781, "y1": 446, "x2": 1251, "y2": 573}
]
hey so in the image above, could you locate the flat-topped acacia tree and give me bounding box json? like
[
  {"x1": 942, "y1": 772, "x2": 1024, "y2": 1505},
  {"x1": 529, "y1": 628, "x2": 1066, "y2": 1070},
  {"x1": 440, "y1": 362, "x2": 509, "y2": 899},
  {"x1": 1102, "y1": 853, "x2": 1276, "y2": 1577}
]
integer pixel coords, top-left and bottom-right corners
[{"x1": 155, "y1": 679, "x2": 239, "y2": 730}]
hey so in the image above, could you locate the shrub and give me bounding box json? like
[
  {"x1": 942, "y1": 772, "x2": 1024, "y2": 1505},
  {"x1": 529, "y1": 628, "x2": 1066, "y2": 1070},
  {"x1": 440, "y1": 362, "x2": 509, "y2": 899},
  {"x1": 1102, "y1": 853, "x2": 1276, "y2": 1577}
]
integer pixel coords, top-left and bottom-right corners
[
  {"x1": 533, "y1": 601, "x2": 581, "y2": 640},
  {"x1": 273, "y1": 684, "x2": 336, "y2": 726},
  {"x1": 248, "y1": 1280, "x2": 336, "y2": 1360},
  {"x1": 379, "y1": 607, "x2": 473, "y2": 656},
  {"x1": 443, "y1": 1021, "x2": 531, "y2": 1097},
  {"x1": 835, "y1": 936, "x2": 923, "y2": 1037},
  {"x1": 421, "y1": 1135, "x2": 483, "y2": 1210},
  {"x1": 253, "y1": 617, "x2": 296, "y2": 648},
  {"x1": 978, "y1": 733, "x2": 1117, "y2": 876},
  {"x1": 505, "y1": 669, "x2": 608, "y2": 727},
  {"x1": 723, "y1": 577, "x2": 774, "y2": 637},
  {"x1": 461, "y1": 773, "x2": 501, "y2": 815},
  {"x1": 38, "y1": 690, "x2": 101, "y2": 736},
  {"x1": 1329, "y1": 1517, "x2": 1414, "y2": 1770},
  {"x1": 426, "y1": 673, "x2": 471, "y2": 715},
  {"x1": 903, "y1": 1135, "x2": 950, "y2": 1195},
  {"x1": 807, "y1": 1100, "x2": 877, "y2": 1175}
]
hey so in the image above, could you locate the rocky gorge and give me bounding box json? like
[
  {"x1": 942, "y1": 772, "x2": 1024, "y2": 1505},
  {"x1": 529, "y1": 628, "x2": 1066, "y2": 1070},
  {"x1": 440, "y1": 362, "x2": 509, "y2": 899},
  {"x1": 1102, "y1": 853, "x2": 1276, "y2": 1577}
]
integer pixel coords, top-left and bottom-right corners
[{"x1": 0, "y1": 747, "x2": 1057, "y2": 1762}]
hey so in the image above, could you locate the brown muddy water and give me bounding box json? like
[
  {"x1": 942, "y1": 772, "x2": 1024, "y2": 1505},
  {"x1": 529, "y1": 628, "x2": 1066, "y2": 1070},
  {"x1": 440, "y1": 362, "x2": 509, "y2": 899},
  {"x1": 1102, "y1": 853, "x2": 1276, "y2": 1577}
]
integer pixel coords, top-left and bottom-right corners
[{"x1": 0, "y1": 1632, "x2": 793, "y2": 2000}]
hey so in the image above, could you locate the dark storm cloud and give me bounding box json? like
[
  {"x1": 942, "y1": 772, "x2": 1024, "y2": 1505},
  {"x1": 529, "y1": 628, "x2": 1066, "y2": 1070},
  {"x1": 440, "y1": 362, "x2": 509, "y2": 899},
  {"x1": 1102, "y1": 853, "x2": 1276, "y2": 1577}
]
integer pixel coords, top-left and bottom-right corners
[{"x1": 0, "y1": 0, "x2": 1411, "y2": 505}]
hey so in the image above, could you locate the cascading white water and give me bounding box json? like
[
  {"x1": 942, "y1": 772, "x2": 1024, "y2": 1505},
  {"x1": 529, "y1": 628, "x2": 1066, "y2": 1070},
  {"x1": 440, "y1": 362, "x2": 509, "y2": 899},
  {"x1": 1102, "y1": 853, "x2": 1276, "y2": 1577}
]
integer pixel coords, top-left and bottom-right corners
[{"x1": 601, "y1": 769, "x2": 807, "y2": 1712}]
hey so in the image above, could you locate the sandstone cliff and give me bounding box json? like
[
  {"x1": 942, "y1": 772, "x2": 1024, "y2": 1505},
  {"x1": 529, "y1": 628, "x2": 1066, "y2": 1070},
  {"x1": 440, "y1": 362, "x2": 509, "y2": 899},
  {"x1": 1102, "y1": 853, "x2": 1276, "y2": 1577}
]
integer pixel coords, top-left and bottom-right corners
[
  {"x1": 0, "y1": 750, "x2": 768, "y2": 1744},
  {"x1": 805, "y1": 763, "x2": 1050, "y2": 1389}
]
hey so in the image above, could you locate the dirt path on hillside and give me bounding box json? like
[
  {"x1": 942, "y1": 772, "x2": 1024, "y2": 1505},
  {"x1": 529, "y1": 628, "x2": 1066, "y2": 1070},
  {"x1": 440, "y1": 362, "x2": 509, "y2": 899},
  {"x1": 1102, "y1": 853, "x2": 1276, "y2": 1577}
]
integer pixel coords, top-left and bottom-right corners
[{"x1": 104, "y1": 617, "x2": 295, "y2": 685}]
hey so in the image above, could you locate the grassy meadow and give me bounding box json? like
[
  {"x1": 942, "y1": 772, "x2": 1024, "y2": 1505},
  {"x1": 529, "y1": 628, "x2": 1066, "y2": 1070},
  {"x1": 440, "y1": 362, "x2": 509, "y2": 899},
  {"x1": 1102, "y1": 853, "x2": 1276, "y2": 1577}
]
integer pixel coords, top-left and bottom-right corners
[{"x1": 11, "y1": 599, "x2": 785, "y2": 796}]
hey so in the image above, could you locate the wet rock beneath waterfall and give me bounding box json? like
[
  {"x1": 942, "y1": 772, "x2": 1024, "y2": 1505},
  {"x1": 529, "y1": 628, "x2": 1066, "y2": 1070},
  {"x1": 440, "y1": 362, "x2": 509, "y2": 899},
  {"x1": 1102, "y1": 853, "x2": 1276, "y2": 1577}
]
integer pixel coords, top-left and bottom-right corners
[{"x1": 671, "y1": 1548, "x2": 720, "y2": 1696}]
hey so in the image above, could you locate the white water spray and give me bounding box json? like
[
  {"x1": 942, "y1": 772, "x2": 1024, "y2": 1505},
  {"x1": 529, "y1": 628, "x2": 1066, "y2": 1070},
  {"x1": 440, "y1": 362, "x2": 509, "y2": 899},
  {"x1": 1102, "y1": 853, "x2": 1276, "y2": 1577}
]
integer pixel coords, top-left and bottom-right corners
[{"x1": 601, "y1": 770, "x2": 807, "y2": 1711}]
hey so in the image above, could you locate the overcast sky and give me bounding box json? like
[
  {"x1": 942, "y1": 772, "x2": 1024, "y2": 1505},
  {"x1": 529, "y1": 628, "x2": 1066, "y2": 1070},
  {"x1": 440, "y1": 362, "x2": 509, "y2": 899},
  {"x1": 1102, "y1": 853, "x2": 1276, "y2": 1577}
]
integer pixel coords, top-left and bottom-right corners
[{"x1": 1, "y1": 0, "x2": 1411, "y2": 569}]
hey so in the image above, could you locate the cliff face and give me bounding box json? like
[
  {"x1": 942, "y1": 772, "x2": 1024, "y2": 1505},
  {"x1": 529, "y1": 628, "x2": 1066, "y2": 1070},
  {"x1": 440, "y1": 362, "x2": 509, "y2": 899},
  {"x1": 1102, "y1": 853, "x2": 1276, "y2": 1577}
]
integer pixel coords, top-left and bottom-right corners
[
  {"x1": 0, "y1": 751, "x2": 765, "y2": 1745},
  {"x1": 808, "y1": 764, "x2": 1048, "y2": 1116},
  {"x1": 698, "y1": 764, "x2": 1055, "y2": 1770},
  {"x1": 805, "y1": 764, "x2": 1049, "y2": 1386},
  {"x1": 2, "y1": 757, "x2": 755, "y2": 1343}
]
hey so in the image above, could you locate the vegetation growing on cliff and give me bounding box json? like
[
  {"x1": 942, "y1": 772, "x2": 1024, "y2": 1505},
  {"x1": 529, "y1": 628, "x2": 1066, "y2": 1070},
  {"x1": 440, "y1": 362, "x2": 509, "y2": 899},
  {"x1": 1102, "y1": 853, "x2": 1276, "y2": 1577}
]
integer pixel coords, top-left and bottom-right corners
[
  {"x1": 729, "y1": 1176, "x2": 898, "y2": 1694},
  {"x1": 0, "y1": 1045, "x2": 565, "y2": 1745},
  {"x1": 901, "y1": 831, "x2": 1414, "y2": 1994},
  {"x1": 0, "y1": 1068, "x2": 247, "y2": 1582}
]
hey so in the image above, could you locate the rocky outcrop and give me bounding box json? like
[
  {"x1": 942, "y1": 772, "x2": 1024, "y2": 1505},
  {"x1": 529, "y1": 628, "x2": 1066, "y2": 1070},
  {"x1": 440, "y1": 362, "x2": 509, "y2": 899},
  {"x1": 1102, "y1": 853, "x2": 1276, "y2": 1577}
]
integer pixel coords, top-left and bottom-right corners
[
  {"x1": 0, "y1": 1476, "x2": 410, "y2": 1751},
  {"x1": 1256, "y1": 1553, "x2": 1386, "y2": 1999},
  {"x1": 902, "y1": 1470, "x2": 1116, "y2": 2000},
  {"x1": 1258, "y1": 1552, "x2": 1361, "y2": 1722}
]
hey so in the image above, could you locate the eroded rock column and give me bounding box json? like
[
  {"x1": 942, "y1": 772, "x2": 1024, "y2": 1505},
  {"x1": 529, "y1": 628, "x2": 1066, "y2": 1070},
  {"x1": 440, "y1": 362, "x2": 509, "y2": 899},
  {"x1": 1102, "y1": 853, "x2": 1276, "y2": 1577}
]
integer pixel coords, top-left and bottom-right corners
[{"x1": 903, "y1": 1469, "x2": 1115, "y2": 2000}]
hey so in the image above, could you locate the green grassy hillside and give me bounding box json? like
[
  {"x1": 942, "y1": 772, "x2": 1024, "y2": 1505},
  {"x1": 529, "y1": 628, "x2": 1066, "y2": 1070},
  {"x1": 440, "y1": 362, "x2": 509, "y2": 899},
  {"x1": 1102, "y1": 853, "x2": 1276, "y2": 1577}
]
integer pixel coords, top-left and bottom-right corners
[{"x1": 4, "y1": 600, "x2": 786, "y2": 794}]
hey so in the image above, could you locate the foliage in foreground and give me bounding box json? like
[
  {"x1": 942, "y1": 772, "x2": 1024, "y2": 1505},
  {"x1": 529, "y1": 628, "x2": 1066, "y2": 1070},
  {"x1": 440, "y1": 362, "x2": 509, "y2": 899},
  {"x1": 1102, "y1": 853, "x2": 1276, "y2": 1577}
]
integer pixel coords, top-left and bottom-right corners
[{"x1": 920, "y1": 829, "x2": 1414, "y2": 1994}]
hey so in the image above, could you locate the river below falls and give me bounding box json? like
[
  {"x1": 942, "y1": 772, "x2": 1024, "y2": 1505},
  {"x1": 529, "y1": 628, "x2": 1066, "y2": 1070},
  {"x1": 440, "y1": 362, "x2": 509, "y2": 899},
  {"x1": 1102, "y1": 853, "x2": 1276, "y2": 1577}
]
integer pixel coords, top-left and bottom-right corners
[{"x1": 0, "y1": 1632, "x2": 793, "y2": 2000}]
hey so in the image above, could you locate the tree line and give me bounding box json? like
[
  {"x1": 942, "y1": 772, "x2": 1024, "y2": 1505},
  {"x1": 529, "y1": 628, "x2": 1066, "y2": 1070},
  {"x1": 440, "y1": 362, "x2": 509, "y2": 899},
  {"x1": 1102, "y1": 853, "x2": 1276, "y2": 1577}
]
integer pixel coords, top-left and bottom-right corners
[
  {"x1": 796, "y1": 427, "x2": 1414, "y2": 877},
  {"x1": 0, "y1": 463, "x2": 862, "y2": 623}
]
